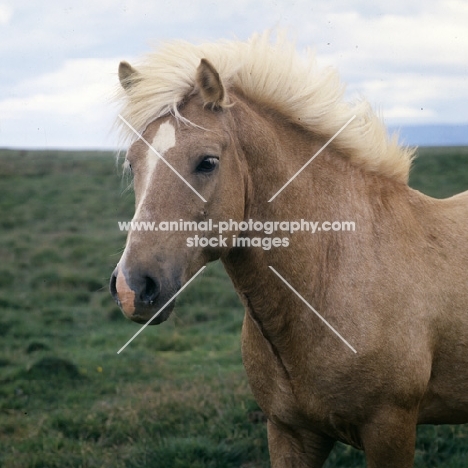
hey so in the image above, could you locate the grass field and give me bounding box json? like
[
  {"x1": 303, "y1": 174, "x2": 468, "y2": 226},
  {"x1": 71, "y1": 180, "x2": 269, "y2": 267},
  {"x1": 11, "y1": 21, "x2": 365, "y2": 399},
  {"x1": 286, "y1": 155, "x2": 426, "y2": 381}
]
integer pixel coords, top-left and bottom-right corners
[{"x1": 0, "y1": 146, "x2": 467, "y2": 467}]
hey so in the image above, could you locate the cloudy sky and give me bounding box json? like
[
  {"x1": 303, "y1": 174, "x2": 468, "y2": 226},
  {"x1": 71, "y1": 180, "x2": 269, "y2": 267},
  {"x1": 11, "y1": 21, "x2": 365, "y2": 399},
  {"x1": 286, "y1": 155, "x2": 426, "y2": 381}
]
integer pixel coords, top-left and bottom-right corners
[{"x1": 1, "y1": 0, "x2": 467, "y2": 149}]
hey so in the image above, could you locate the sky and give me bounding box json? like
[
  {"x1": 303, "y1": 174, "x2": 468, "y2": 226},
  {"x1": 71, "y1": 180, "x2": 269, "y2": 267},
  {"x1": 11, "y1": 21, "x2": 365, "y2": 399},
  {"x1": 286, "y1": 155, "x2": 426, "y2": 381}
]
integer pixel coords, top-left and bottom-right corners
[{"x1": 1, "y1": 0, "x2": 467, "y2": 149}]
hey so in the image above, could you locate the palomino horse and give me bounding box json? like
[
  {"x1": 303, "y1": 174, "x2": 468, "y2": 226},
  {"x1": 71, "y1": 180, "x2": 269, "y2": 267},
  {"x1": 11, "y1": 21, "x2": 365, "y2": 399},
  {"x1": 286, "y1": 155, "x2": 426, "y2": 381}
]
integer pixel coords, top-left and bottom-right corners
[{"x1": 110, "y1": 34, "x2": 468, "y2": 467}]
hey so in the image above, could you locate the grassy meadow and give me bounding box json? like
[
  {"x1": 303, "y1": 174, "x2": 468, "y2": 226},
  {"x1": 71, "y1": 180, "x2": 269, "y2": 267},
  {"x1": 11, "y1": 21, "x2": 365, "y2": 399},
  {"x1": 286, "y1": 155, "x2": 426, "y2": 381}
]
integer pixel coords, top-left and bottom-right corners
[{"x1": 0, "y1": 146, "x2": 467, "y2": 467}]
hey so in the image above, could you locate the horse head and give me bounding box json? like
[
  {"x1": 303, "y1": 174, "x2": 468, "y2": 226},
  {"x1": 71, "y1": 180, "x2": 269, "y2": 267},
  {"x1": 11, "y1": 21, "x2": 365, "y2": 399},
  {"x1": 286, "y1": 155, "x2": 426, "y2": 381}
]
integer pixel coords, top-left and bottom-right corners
[{"x1": 110, "y1": 59, "x2": 249, "y2": 324}]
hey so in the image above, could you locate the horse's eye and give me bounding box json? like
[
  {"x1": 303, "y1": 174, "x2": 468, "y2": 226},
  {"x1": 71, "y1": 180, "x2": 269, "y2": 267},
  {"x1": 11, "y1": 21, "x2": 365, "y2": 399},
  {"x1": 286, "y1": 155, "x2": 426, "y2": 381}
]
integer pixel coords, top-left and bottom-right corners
[{"x1": 196, "y1": 156, "x2": 219, "y2": 173}]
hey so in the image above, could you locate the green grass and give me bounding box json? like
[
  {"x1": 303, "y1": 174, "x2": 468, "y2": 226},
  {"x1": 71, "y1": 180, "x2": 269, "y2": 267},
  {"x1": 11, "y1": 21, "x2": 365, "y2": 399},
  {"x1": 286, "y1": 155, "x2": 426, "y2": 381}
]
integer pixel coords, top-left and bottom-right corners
[
  {"x1": 409, "y1": 146, "x2": 468, "y2": 198},
  {"x1": 0, "y1": 146, "x2": 467, "y2": 467}
]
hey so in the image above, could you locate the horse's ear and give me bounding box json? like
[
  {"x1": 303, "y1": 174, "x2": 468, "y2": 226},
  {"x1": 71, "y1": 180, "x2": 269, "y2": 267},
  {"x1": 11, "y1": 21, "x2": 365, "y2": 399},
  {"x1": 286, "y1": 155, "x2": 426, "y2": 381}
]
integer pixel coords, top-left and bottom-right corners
[
  {"x1": 196, "y1": 58, "x2": 227, "y2": 109},
  {"x1": 118, "y1": 61, "x2": 139, "y2": 91}
]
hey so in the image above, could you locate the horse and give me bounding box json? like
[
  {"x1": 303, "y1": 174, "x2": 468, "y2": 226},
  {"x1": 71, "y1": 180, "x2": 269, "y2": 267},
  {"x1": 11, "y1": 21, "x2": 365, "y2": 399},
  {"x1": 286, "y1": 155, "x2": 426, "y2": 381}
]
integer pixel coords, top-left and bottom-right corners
[{"x1": 109, "y1": 33, "x2": 468, "y2": 467}]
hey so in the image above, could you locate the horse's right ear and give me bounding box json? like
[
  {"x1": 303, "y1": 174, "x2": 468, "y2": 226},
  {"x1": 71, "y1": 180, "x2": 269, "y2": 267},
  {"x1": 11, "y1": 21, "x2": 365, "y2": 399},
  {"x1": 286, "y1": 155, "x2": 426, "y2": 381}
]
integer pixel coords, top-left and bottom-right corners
[{"x1": 118, "y1": 61, "x2": 139, "y2": 91}]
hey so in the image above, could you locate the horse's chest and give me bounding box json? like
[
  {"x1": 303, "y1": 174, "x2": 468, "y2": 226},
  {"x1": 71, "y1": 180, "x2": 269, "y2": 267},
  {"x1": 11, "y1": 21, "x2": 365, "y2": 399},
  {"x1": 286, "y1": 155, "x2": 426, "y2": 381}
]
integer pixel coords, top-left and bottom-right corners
[
  {"x1": 241, "y1": 312, "x2": 311, "y2": 422},
  {"x1": 241, "y1": 311, "x2": 364, "y2": 432}
]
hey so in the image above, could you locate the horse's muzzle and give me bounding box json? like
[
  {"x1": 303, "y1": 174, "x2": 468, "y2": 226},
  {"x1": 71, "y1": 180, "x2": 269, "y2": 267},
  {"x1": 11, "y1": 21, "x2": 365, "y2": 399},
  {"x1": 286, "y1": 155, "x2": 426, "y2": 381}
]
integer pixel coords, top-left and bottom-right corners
[{"x1": 109, "y1": 266, "x2": 174, "y2": 324}]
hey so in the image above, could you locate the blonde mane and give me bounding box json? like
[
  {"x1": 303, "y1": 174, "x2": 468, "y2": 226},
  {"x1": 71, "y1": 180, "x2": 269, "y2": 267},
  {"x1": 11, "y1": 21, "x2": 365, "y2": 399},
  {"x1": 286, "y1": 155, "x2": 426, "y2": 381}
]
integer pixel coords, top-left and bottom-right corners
[{"x1": 116, "y1": 32, "x2": 415, "y2": 183}]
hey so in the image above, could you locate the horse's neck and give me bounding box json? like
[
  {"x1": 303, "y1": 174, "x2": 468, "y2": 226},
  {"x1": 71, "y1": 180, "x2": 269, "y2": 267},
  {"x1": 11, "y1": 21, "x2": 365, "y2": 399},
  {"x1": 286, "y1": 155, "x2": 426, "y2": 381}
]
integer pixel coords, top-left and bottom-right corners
[
  {"x1": 231, "y1": 96, "x2": 405, "y2": 240},
  {"x1": 224, "y1": 97, "x2": 413, "y2": 330}
]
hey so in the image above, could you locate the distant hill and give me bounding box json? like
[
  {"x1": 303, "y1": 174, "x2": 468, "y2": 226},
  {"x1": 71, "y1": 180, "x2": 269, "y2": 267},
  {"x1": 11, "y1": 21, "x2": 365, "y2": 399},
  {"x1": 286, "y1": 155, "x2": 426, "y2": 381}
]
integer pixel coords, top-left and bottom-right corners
[{"x1": 388, "y1": 124, "x2": 468, "y2": 147}]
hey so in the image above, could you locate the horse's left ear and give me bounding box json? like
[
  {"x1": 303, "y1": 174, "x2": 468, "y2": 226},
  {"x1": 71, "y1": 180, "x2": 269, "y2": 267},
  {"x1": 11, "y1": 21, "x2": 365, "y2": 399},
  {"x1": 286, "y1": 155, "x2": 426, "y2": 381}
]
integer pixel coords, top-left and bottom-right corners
[{"x1": 196, "y1": 58, "x2": 227, "y2": 109}]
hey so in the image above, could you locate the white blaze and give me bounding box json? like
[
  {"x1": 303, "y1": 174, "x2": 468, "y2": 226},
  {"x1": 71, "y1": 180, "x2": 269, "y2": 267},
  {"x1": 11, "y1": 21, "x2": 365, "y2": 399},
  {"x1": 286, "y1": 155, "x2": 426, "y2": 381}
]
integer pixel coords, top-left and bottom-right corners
[
  {"x1": 121, "y1": 121, "x2": 176, "y2": 269},
  {"x1": 147, "y1": 121, "x2": 176, "y2": 175},
  {"x1": 133, "y1": 121, "x2": 176, "y2": 220}
]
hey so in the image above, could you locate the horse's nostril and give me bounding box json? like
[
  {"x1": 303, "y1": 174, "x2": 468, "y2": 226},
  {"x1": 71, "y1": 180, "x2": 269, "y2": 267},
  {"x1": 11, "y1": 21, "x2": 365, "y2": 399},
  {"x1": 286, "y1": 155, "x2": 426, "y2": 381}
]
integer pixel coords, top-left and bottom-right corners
[
  {"x1": 110, "y1": 271, "x2": 118, "y2": 301},
  {"x1": 141, "y1": 276, "x2": 159, "y2": 305}
]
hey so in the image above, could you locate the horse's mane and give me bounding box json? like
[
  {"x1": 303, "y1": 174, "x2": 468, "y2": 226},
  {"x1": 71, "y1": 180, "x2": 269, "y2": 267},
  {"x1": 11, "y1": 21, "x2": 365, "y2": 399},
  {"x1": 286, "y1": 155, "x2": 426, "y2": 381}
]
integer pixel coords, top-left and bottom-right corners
[{"x1": 116, "y1": 32, "x2": 414, "y2": 183}]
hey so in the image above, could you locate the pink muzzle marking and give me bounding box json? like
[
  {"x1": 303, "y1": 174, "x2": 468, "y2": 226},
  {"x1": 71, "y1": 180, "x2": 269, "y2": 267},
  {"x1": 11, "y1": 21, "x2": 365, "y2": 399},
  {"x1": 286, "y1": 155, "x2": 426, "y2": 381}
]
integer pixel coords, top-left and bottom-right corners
[{"x1": 116, "y1": 269, "x2": 136, "y2": 316}]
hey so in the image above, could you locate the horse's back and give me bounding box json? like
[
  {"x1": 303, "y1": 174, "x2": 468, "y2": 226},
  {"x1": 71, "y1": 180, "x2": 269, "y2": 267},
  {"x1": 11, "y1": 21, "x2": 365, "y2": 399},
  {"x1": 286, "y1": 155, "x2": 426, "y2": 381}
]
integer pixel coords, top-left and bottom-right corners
[{"x1": 443, "y1": 189, "x2": 468, "y2": 212}]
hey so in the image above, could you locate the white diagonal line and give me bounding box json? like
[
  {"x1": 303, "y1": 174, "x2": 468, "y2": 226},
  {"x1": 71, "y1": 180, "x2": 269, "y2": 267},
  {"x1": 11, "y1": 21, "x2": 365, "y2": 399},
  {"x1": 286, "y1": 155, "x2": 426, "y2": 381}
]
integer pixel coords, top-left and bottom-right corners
[
  {"x1": 117, "y1": 266, "x2": 206, "y2": 354},
  {"x1": 268, "y1": 115, "x2": 356, "y2": 202},
  {"x1": 268, "y1": 266, "x2": 357, "y2": 353},
  {"x1": 119, "y1": 115, "x2": 207, "y2": 202}
]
